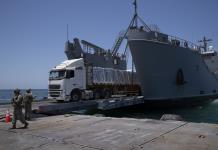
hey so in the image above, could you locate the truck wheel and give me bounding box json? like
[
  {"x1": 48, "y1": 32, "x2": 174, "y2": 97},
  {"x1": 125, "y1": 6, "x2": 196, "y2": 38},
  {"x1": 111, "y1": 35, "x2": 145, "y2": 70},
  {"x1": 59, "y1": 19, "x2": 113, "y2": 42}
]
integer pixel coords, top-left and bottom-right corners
[
  {"x1": 94, "y1": 91, "x2": 101, "y2": 99},
  {"x1": 70, "y1": 91, "x2": 81, "y2": 102}
]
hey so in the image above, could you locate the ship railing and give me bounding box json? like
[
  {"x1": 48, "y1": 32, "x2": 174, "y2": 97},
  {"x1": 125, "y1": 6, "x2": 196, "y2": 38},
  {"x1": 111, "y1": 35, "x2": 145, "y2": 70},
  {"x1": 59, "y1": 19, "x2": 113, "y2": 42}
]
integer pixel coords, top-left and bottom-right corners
[{"x1": 167, "y1": 35, "x2": 200, "y2": 52}]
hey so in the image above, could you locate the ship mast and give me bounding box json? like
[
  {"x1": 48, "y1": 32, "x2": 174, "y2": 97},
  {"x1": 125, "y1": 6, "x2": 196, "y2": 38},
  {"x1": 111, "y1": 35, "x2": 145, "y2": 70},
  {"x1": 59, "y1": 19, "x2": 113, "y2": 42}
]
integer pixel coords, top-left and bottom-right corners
[
  {"x1": 111, "y1": 0, "x2": 151, "y2": 56},
  {"x1": 198, "y1": 36, "x2": 212, "y2": 52},
  {"x1": 133, "y1": 0, "x2": 138, "y2": 27}
]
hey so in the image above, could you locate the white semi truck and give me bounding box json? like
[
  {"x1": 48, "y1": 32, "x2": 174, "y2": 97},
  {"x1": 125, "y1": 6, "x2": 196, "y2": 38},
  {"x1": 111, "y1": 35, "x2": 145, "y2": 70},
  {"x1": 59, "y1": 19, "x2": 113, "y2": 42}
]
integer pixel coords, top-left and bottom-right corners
[{"x1": 48, "y1": 58, "x2": 140, "y2": 101}]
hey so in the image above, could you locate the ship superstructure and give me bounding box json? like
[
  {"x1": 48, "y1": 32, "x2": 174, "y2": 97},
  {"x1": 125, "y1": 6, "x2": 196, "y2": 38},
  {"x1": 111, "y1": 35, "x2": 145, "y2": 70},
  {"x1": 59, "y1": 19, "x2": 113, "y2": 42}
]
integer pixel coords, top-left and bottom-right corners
[{"x1": 65, "y1": 38, "x2": 127, "y2": 70}]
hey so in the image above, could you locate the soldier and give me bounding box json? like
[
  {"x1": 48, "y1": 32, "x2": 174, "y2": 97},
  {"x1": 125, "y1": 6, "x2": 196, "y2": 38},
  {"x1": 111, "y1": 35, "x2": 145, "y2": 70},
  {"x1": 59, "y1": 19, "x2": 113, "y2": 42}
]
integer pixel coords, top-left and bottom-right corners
[
  {"x1": 11, "y1": 89, "x2": 28, "y2": 129},
  {"x1": 23, "y1": 89, "x2": 33, "y2": 120}
]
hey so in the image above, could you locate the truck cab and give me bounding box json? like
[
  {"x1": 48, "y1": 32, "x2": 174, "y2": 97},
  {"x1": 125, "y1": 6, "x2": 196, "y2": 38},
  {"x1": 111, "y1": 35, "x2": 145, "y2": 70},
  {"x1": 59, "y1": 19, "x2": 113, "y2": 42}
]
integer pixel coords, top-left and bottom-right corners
[{"x1": 48, "y1": 58, "x2": 86, "y2": 101}]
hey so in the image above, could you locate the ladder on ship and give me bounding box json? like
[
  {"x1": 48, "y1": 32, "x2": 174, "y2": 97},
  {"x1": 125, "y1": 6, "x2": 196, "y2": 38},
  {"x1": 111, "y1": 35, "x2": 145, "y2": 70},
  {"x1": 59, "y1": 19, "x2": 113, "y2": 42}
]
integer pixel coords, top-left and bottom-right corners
[{"x1": 111, "y1": 0, "x2": 151, "y2": 56}]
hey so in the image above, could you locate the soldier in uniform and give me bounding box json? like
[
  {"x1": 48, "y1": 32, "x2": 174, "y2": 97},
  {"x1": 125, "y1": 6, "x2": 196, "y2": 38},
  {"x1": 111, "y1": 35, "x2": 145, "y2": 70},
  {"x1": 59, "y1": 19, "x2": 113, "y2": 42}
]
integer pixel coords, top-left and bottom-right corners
[
  {"x1": 11, "y1": 89, "x2": 28, "y2": 129},
  {"x1": 23, "y1": 89, "x2": 33, "y2": 120}
]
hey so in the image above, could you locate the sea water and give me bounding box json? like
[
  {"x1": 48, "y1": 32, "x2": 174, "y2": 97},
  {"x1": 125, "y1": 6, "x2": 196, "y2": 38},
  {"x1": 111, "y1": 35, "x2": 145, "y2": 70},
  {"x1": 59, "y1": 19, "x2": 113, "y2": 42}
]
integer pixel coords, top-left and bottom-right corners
[
  {"x1": 98, "y1": 99, "x2": 218, "y2": 124},
  {"x1": 0, "y1": 89, "x2": 48, "y2": 103}
]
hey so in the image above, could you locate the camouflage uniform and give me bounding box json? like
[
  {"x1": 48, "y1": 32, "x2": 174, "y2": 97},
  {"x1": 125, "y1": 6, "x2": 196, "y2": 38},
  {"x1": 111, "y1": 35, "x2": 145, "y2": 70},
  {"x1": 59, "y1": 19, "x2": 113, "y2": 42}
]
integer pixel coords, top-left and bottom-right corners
[
  {"x1": 11, "y1": 90, "x2": 28, "y2": 129},
  {"x1": 23, "y1": 90, "x2": 33, "y2": 120}
]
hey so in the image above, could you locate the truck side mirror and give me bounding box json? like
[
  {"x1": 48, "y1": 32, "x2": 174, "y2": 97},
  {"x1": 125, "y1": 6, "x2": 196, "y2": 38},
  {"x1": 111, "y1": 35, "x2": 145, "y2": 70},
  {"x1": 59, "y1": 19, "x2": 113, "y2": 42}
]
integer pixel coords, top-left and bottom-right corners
[{"x1": 66, "y1": 70, "x2": 75, "y2": 79}]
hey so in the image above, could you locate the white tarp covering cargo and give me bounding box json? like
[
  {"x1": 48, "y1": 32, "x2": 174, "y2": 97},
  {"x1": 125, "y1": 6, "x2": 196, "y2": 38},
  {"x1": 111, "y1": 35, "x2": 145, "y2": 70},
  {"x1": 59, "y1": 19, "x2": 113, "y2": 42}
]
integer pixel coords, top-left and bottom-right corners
[{"x1": 92, "y1": 67, "x2": 138, "y2": 85}]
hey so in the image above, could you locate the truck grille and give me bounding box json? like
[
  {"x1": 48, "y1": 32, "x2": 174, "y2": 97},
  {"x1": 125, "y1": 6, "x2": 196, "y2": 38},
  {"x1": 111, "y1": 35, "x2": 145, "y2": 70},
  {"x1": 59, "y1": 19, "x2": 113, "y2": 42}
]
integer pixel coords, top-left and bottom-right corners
[
  {"x1": 49, "y1": 84, "x2": 60, "y2": 90},
  {"x1": 49, "y1": 90, "x2": 61, "y2": 97}
]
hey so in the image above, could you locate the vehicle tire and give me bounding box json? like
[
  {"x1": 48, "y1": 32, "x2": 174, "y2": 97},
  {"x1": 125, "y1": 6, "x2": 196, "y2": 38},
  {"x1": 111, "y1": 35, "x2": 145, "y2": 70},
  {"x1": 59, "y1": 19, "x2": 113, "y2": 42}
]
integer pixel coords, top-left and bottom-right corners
[
  {"x1": 94, "y1": 91, "x2": 101, "y2": 99},
  {"x1": 70, "y1": 91, "x2": 81, "y2": 102}
]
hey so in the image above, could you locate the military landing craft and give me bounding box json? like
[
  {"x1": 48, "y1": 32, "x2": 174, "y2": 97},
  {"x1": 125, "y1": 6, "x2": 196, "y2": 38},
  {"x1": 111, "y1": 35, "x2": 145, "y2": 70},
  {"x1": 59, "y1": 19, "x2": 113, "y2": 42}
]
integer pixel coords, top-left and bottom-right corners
[{"x1": 122, "y1": 0, "x2": 218, "y2": 106}]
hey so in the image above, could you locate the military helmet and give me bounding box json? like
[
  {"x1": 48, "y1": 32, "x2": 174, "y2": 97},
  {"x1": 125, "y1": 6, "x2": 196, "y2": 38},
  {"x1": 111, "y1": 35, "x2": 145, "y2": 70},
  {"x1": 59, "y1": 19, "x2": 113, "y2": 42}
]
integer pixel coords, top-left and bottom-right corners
[
  {"x1": 26, "y1": 88, "x2": 31, "y2": 93},
  {"x1": 14, "y1": 88, "x2": 20, "y2": 94}
]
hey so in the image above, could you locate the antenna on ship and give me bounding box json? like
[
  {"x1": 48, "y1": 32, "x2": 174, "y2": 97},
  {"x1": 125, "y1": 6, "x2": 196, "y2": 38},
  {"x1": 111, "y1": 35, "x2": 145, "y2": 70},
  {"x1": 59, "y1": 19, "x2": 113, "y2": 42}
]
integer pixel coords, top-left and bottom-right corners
[
  {"x1": 67, "y1": 24, "x2": 69, "y2": 41},
  {"x1": 198, "y1": 36, "x2": 212, "y2": 52},
  {"x1": 133, "y1": 0, "x2": 138, "y2": 27}
]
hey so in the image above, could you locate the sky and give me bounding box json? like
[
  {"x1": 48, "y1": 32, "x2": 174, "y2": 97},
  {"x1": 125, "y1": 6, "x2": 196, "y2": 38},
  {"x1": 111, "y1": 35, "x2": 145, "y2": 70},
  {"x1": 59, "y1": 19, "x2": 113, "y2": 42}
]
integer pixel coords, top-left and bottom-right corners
[{"x1": 0, "y1": 0, "x2": 218, "y2": 89}]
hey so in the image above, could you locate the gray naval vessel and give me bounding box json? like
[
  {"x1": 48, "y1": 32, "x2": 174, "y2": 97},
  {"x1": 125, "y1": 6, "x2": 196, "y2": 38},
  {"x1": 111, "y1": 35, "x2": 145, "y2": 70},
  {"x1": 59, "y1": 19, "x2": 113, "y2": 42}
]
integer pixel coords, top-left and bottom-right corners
[{"x1": 124, "y1": 0, "x2": 218, "y2": 106}]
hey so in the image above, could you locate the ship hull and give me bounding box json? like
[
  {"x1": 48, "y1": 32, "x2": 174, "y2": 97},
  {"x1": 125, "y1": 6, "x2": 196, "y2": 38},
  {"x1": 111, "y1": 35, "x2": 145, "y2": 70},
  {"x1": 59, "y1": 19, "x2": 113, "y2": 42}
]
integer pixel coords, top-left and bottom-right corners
[
  {"x1": 143, "y1": 94, "x2": 217, "y2": 108},
  {"x1": 128, "y1": 39, "x2": 218, "y2": 104}
]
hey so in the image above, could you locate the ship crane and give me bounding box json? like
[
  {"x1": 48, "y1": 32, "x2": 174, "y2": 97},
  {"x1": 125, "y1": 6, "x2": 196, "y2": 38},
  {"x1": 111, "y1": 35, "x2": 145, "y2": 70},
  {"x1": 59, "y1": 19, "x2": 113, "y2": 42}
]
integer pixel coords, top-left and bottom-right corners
[{"x1": 111, "y1": 0, "x2": 151, "y2": 56}]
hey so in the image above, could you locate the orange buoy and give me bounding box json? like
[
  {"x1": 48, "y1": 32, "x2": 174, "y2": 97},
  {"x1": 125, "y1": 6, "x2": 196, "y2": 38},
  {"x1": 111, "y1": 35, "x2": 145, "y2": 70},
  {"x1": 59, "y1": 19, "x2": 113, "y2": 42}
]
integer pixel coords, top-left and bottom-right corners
[{"x1": 5, "y1": 110, "x2": 11, "y2": 123}]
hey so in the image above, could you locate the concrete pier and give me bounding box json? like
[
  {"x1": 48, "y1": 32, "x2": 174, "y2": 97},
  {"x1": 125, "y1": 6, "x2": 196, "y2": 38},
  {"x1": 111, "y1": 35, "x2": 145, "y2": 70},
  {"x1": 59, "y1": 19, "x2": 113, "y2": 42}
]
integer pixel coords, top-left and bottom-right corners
[{"x1": 0, "y1": 114, "x2": 217, "y2": 150}]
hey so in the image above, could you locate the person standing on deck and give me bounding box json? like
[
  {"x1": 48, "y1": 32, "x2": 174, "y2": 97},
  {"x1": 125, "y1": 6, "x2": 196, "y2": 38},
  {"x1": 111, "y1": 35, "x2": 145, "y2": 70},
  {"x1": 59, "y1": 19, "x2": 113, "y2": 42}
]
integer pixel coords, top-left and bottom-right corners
[
  {"x1": 23, "y1": 89, "x2": 33, "y2": 120},
  {"x1": 11, "y1": 89, "x2": 28, "y2": 129}
]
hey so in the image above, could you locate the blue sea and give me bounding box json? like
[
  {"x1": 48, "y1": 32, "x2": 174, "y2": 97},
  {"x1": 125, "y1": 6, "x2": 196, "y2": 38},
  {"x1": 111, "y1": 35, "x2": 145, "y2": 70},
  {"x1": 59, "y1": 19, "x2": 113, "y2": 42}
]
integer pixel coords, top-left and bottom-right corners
[
  {"x1": 0, "y1": 89, "x2": 48, "y2": 103},
  {"x1": 0, "y1": 89, "x2": 217, "y2": 124},
  {"x1": 99, "y1": 99, "x2": 218, "y2": 124}
]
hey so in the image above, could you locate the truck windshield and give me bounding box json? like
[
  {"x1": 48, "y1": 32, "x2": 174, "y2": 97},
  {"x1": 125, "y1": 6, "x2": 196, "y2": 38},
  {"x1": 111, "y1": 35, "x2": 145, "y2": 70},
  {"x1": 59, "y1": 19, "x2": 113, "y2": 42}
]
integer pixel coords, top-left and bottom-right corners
[{"x1": 49, "y1": 70, "x2": 66, "y2": 80}]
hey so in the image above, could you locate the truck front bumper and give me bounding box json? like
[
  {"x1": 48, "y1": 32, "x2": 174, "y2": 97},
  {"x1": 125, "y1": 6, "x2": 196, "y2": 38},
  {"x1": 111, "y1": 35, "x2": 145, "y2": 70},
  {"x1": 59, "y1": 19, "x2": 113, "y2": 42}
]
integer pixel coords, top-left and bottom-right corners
[{"x1": 48, "y1": 90, "x2": 71, "y2": 101}]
